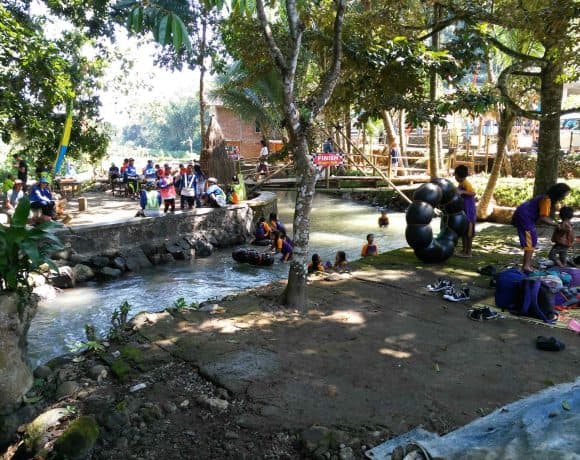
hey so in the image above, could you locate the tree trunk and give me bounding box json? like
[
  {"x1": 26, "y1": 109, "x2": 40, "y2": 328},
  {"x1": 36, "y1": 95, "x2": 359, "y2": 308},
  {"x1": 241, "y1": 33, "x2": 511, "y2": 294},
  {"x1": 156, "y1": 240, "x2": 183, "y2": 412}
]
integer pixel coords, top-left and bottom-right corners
[
  {"x1": 398, "y1": 109, "x2": 409, "y2": 169},
  {"x1": 203, "y1": 117, "x2": 235, "y2": 184},
  {"x1": 477, "y1": 107, "x2": 515, "y2": 220},
  {"x1": 428, "y1": 3, "x2": 441, "y2": 178},
  {"x1": 199, "y1": 13, "x2": 208, "y2": 155},
  {"x1": 534, "y1": 62, "x2": 563, "y2": 196},
  {"x1": 346, "y1": 112, "x2": 352, "y2": 155},
  {"x1": 381, "y1": 110, "x2": 397, "y2": 146},
  {"x1": 283, "y1": 132, "x2": 316, "y2": 308}
]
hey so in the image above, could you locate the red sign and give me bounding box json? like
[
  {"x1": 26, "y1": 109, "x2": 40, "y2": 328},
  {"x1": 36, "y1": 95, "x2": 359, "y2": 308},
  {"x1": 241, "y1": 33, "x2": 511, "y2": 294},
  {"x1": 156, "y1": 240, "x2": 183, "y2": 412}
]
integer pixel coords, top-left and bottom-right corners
[{"x1": 312, "y1": 153, "x2": 343, "y2": 167}]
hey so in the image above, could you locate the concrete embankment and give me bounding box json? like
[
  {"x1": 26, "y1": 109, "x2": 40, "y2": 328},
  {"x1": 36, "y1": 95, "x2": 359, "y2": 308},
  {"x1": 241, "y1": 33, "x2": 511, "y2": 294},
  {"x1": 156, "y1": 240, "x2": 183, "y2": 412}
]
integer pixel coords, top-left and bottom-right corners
[{"x1": 31, "y1": 193, "x2": 277, "y2": 295}]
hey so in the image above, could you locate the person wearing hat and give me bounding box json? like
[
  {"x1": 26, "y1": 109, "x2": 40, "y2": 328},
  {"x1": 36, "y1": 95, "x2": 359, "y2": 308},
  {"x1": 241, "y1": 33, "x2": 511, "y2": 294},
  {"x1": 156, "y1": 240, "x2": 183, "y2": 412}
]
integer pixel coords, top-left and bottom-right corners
[
  {"x1": 3, "y1": 179, "x2": 24, "y2": 220},
  {"x1": 30, "y1": 177, "x2": 55, "y2": 220},
  {"x1": 202, "y1": 177, "x2": 226, "y2": 208},
  {"x1": 139, "y1": 181, "x2": 162, "y2": 217}
]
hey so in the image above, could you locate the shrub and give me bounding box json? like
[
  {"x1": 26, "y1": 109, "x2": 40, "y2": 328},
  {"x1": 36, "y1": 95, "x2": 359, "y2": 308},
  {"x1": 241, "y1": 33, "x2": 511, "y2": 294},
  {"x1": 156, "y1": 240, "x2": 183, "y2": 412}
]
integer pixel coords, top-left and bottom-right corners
[
  {"x1": 509, "y1": 153, "x2": 580, "y2": 179},
  {"x1": 0, "y1": 197, "x2": 63, "y2": 292}
]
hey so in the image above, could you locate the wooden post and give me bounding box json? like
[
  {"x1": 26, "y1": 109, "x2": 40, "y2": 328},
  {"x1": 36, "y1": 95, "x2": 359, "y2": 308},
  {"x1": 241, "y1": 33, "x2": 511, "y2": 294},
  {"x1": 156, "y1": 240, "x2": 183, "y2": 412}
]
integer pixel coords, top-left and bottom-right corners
[
  {"x1": 333, "y1": 127, "x2": 412, "y2": 205},
  {"x1": 78, "y1": 197, "x2": 87, "y2": 212}
]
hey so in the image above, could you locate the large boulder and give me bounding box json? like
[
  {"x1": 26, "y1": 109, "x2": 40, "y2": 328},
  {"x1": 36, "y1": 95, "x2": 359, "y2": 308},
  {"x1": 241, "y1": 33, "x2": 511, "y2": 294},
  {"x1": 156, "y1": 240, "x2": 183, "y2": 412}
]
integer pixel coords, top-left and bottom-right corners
[
  {"x1": 52, "y1": 416, "x2": 100, "y2": 460},
  {"x1": 194, "y1": 239, "x2": 213, "y2": 258},
  {"x1": 90, "y1": 256, "x2": 110, "y2": 269},
  {"x1": 0, "y1": 292, "x2": 37, "y2": 414},
  {"x1": 124, "y1": 249, "x2": 153, "y2": 271},
  {"x1": 50, "y1": 266, "x2": 75, "y2": 289},
  {"x1": 72, "y1": 264, "x2": 95, "y2": 283}
]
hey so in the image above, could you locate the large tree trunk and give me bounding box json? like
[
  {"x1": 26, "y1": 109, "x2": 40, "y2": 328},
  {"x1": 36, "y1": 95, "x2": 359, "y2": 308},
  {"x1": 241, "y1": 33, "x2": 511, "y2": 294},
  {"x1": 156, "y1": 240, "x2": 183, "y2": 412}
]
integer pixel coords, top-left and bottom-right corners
[
  {"x1": 381, "y1": 110, "x2": 397, "y2": 145},
  {"x1": 283, "y1": 132, "x2": 316, "y2": 308},
  {"x1": 199, "y1": 13, "x2": 208, "y2": 154},
  {"x1": 428, "y1": 3, "x2": 441, "y2": 178},
  {"x1": 477, "y1": 107, "x2": 515, "y2": 220},
  {"x1": 398, "y1": 109, "x2": 409, "y2": 170},
  {"x1": 534, "y1": 62, "x2": 563, "y2": 196}
]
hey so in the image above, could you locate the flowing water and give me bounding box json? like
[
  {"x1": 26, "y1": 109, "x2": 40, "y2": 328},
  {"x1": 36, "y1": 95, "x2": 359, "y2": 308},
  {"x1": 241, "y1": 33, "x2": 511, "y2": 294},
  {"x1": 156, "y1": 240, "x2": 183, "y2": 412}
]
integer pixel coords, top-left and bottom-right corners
[{"x1": 27, "y1": 192, "x2": 411, "y2": 366}]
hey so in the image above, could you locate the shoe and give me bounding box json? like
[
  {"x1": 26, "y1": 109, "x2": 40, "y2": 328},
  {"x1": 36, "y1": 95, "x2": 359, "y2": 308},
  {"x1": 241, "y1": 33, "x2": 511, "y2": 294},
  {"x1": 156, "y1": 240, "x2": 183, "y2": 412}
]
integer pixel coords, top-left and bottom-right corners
[
  {"x1": 443, "y1": 288, "x2": 470, "y2": 302},
  {"x1": 427, "y1": 278, "x2": 453, "y2": 292},
  {"x1": 536, "y1": 336, "x2": 565, "y2": 351},
  {"x1": 480, "y1": 306, "x2": 499, "y2": 320},
  {"x1": 468, "y1": 308, "x2": 483, "y2": 321}
]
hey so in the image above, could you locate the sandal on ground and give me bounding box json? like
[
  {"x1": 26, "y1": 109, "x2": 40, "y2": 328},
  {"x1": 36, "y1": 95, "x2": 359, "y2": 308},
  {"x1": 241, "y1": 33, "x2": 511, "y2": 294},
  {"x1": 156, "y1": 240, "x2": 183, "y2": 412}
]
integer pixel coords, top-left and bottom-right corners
[
  {"x1": 477, "y1": 264, "x2": 497, "y2": 276},
  {"x1": 468, "y1": 306, "x2": 499, "y2": 321},
  {"x1": 536, "y1": 336, "x2": 565, "y2": 351}
]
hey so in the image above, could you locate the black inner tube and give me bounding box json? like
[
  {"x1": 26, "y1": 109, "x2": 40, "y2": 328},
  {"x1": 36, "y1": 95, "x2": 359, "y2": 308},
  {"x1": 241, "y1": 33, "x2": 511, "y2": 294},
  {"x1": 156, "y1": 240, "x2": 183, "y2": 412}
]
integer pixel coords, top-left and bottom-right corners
[{"x1": 405, "y1": 178, "x2": 468, "y2": 263}]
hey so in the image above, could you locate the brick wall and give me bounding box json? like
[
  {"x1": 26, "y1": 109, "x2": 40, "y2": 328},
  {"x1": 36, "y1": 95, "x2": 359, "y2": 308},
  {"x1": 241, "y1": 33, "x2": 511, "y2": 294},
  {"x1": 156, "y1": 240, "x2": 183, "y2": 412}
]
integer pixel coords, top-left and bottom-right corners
[{"x1": 214, "y1": 107, "x2": 263, "y2": 158}]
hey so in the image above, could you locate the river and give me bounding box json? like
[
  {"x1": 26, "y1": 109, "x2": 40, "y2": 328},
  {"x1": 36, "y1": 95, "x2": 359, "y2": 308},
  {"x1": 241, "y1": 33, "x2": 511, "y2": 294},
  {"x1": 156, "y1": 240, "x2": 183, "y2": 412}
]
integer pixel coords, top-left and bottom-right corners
[{"x1": 27, "y1": 192, "x2": 411, "y2": 366}]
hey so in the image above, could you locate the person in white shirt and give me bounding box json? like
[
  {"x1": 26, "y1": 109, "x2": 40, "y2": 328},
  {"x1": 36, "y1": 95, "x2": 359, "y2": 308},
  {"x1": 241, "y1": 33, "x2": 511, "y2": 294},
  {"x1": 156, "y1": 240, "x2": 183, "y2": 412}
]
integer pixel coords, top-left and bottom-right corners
[{"x1": 4, "y1": 179, "x2": 25, "y2": 218}]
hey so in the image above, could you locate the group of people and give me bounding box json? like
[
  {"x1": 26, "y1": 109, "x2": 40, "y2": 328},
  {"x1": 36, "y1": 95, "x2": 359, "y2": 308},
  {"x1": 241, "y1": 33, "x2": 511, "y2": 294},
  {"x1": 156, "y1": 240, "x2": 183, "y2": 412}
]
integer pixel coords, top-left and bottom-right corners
[
  {"x1": 108, "y1": 159, "x2": 244, "y2": 217},
  {"x1": 453, "y1": 165, "x2": 575, "y2": 271},
  {"x1": 2, "y1": 154, "x2": 60, "y2": 223}
]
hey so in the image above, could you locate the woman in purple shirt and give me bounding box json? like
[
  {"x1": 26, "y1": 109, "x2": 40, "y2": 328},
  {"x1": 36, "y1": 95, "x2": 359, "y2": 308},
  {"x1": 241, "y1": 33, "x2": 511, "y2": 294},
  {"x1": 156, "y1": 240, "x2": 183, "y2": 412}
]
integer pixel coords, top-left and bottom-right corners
[{"x1": 512, "y1": 183, "x2": 570, "y2": 272}]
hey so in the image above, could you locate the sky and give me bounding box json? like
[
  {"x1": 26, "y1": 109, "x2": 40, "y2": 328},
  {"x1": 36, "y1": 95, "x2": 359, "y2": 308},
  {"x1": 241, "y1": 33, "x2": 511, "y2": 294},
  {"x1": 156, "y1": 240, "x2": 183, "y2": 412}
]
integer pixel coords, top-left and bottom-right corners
[
  {"x1": 98, "y1": 36, "x2": 200, "y2": 128},
  {"x1": 31, "y1": 0, "x2": 199, "y2": 128}
]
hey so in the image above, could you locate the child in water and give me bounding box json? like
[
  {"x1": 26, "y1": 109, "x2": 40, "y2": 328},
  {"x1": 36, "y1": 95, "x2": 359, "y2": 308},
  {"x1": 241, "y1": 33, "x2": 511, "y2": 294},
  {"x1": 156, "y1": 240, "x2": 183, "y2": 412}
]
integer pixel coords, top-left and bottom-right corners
[
  {"x1": 378, "y1": 210, "x2": 389, "y2": 227},
  {"x1": 454, "y1": 165, "x2": 476, "y2": 257},
  {"x1": 307, "y1": 254, "x2": 325, "y2": 273},
  {"x1": 334, "y1": 251, "x2": 348, "y2": 271},
  {"x1": 361, "y1": 234, "x2": 378, "y2": 257}
]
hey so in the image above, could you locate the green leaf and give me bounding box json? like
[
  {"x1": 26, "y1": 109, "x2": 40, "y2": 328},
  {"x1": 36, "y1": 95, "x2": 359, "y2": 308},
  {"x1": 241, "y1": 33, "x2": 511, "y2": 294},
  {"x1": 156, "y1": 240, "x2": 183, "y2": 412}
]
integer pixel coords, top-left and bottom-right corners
[
  {"x1": 172, "y1": 15, "x2": 191, "y2": 52},
  {"x1": 171, "y1": 13, "x2": 182, "y2": 50},
  {"x1": 131, "y1": 7, "x2": 143, "y2": 33},
  {"x1": 12, "y1": 196, "x2": 31, "y2": 228},
  {"x1": 158, "y1": 15, "x2": 171, "y2": 46}
]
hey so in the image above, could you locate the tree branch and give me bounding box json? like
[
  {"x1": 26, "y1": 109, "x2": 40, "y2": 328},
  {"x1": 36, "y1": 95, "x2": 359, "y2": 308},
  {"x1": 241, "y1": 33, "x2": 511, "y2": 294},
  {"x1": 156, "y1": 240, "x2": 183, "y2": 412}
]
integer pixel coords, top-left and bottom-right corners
[
  {"x1": 512, "y1": 71, "x2": 541, "y2": 78},
  {"x1": 497, "y1": 64, "x2": 543, "y2": 121},
  {"x1": 285, "y1": 0, "x2": 302, "y2": 94},
  {"x1": 308, "y1": 0, "x2": 346, "y2": 120},
  {"x1": 484, "y1": 35, "x2": 546, "y2": 64},
  {"x1": 416, "y1": 16, "x2": 461, "y2": 41},
  {"x1": 255, "y1": 0, "x2": 288, "y2": 73},
  {"x1": 561, "y1": 107, "x2": 580, "y2": 116}
]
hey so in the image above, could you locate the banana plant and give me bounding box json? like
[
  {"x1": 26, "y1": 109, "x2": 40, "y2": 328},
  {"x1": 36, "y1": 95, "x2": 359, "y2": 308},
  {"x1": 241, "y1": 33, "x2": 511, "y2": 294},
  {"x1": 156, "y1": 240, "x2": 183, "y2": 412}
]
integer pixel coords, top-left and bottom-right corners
[{"x1": 0, "y1": 197, "x2": 63, "y2": 292}]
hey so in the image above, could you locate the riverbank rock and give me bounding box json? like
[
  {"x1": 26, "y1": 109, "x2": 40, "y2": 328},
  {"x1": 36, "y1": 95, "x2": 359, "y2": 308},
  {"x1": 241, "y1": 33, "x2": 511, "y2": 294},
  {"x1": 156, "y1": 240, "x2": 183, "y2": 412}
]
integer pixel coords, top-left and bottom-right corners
[
  {"x1": 194, "y1": 239, "x2": 213, "y2": 258},
  {"x1": 87, "y1": 365, "x2": 108, "y2": 381},
  {"x1": 124, "y1": 249, "x2": 152, "y2": 271},
  {"x1": 52, "y1": 416, "x2": 100, "y2": 460},
  {"x1": 112, "y1": 257, "x2": 126, "y2": 270},
  {"x1": 50, "y1": 266, "x2": 76, "y2": 289},
  {"x1": 69, "y1": 253, "x2": 92, "y2": 265},
  {"x1": 33, "y1": 284, "x2": 57, "y2": 300},
  {"x1": 33, "y1": 365, "x2": 53, "y2": 380},
  {"x1": 56, "y1": 381, "x2": 81, "y2": 399},
  {"x1": 73, "y1": 264, "x2": 95, "y2": 282},
  {"x1": 0, "y1": 292, "x2": 37, "y2": 414},
  {"x1": 90, "y1": 256, "x2": 110, "y2": 269},
  {"x1": 23, "y1": 408, "x2": 69, "y2": 455},
  {"x1": 100, "y1": 267, "x2": 123, "y2": 279}
]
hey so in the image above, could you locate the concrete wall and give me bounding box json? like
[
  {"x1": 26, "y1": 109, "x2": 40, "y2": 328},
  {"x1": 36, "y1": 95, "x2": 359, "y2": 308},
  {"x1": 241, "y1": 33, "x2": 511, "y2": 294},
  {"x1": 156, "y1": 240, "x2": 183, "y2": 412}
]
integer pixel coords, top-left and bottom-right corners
[{"x1": 55, "y1": 192, "x2": 277, "y2": 258}]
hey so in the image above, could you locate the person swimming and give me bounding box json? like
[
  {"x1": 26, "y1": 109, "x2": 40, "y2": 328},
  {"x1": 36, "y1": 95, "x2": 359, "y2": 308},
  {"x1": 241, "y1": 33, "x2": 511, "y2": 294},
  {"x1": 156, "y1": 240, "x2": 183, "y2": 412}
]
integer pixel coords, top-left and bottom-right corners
[{"x1": 378, "y1": 210, "x2": 389, "y2": 228}]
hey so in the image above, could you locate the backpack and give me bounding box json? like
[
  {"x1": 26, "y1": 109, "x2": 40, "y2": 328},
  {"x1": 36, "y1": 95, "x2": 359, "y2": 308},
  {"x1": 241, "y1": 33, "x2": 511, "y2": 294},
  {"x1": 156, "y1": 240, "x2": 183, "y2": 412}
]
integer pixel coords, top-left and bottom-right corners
[
  {"x1": 512, "y1": 279, "x2": 556, "y2": 323},
  {"x1": 495, "y1": 268, "x2": 527, "y2": 309}
]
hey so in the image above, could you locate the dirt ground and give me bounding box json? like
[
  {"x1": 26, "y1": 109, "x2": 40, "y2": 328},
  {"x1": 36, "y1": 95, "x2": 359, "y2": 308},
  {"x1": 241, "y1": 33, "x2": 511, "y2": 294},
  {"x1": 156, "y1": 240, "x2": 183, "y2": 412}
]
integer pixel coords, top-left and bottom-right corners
[{"x1": 5, "y1": 249, "x2": 579, "y2": 460}]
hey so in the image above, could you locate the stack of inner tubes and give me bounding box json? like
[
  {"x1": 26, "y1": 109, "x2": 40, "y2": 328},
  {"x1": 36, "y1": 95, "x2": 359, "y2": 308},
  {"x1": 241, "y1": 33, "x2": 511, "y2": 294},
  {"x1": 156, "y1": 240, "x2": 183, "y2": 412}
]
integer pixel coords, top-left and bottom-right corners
[
  {"x1": 232, "y1": 248, "x2": 275, "y2": 266},
  {"x1": 405, "y1": 178, "x2": 468, "y2": 263}
]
